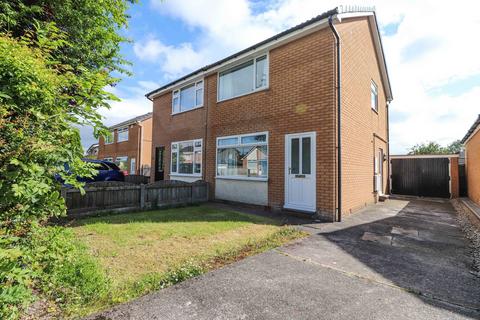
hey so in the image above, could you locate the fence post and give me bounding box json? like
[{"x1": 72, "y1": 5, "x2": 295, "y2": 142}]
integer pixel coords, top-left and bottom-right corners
[{"x1": 140, "y1": 184, "x2": 146, "y2": 209}]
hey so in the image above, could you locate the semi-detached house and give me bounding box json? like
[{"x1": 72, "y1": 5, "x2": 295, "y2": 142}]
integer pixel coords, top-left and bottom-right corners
[
  {"x1": 97, "y1": 112, "x2": 153, "y2": 176},
  {"x1": 146, "y1": 7, "x2": 393, "y2": 221}
]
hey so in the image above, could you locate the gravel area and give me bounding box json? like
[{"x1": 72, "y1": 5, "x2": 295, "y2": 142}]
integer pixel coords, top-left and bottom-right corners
[{"x1": 452, "y1": 199, "x2": 480, "y2": 276}]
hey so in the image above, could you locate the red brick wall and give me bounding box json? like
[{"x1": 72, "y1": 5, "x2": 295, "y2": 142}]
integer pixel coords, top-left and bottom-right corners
[
  {"x1": 98, "y1": 124, "x2": 139, "y2": 160},
  {"x1": 466, "y1": 129, "x2": 480, "y2": 204},
  {"x1": 450, "y1": 157, "x2": 459, "y2": 198},
  {"x1": 336, "y1": 17, "x2": 389, "y2": 215},
  {"x1": 150, "y1": 90, "x2": 208, "y2": 181},
  {"x1": 207, "y1": 27, "x2": 337, "y2": 218}
]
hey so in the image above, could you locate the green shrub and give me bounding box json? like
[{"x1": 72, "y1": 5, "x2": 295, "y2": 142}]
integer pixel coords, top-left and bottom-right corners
[
  {"x1": 0, "y1": 226, "x2": 109, "y2": 319},
  {"x1": 0, "y1": 237, "x2": 33, "y2": 320}
]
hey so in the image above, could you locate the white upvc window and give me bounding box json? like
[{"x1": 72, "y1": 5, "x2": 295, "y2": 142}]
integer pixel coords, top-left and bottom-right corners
[
  {"x1": 172, "y1": 80, "x2": 204, "y2": 114},
  {"x1": 103, "y1": 131, "x2": 115, "y2": 144},
  {"x1": 218, "y1": 54, "x2": 268, "y2": 102},
  {"x1": 130, "y1": 158, "x2": 136, "y2": 175},
  {"x1": 371, "y1": 80, "x2": 378, "y2": 112},
  {"x1": 171, "y1": 139, "x2": 202, "y2": 176},
  {"x1": 104, "y1": 132, "x2": 114, "y2": 144},
  {"x1": 216, "y1": 132, "x2": 268, "y2": 180},
  {"x1": 117, "y1": 127, "x2": 129, "y2": 142}
]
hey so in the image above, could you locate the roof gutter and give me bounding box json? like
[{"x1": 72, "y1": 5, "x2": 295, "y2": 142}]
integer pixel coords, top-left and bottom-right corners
[{"x1": 329, "y1": 13, "x2": 342, "y2": 222}]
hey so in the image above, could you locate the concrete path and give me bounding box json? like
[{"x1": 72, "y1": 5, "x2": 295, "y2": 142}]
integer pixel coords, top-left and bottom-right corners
[{"x1": 87, "y1": 199, "x2": 480, "y2": 320}]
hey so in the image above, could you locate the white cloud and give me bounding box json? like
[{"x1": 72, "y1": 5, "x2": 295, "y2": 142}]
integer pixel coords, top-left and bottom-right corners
[
  {"x1": 138, "y1": 80, "x2": 161, "y2": 91},
  {"x1": 133, "y1": 37, "x2": 208, "y2": 79},
  {"x1": 139, "y1": 0, "x2": 480, "y2": 154}
]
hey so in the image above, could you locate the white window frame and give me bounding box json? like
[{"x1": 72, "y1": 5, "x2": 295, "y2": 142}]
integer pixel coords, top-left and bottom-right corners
[
  {"x1": 172, "y1": 79, "x2": 204, "y2": 115},
  {"x1": 371, "y1": 80, "x2": 378, "y2": 112},
  {"x1": 103, "y1": 157, "x2": 113, "y2": 162},
  {"x1": 215, "y1": 131, "x2": 268, "y2": 181},
  {"x1": 117, "y1": 127, "x2": 129, "y2": 142},
  {"x1": 104, "y1": 132, "x2": 114, "y2": 144},
  {"x1": 170, "y1": 138, "x2": 203, "y2": 177},
  {"x1": 217, "y1": 53, "x2": 269, "y2": 102},
  {"x1": 130, "y1": 157, "x2": 136, "y2": 175}
]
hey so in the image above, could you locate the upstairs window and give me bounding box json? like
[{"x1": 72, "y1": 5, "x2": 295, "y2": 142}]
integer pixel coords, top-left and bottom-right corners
[
  {"x1": 172, "y1": 80, "x2": 204, "y2": 114},
  {"x1": 171, "y1": 139, "x2": 202, "y2": 175},
  {"x1": 218, "y1": 54, "x2": 268, "y2": 101},
  {"x1": 371, "y1": 80, "x2": 378, "y2": 112},
  {"x1": 104, "y1": 132, "x2": 114, "y2": 144},
  {"x1": 117, "y1": 127, "x2": 129, "y2": 142}
]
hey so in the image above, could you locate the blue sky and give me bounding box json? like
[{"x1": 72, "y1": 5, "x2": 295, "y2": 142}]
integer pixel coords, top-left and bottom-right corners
[{"x1": 81, "y1": 0, "x2": 480, "y2": 154}]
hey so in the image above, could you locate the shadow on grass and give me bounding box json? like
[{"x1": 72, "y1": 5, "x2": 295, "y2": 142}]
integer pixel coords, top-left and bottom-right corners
[{"x1": 67, "y1": 204, "x2": 283, "y2": 228}]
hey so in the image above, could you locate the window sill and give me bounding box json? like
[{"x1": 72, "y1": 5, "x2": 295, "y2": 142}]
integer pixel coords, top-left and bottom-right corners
[
  {"x1": 371, "y1": 107, "x2": 379, "y2": 115},
  {"x1": 170, "y1": 173, "x2": 202, "y2": 177},
  {"x1": 215, "y1": 176, "x2": 268, "y2": 182},
  {"x1": 117, "y1": 140, "x2": 129, "y2": 143},
  {"x1": 172, "y1": 105, "x2": 204, "y2": 116},
  {"x1": 217, "y1": 86, "x2": 269, "y2": 103}
]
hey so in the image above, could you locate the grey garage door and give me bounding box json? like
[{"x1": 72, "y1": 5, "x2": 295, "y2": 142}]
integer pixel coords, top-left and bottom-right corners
[{"x1": 391, "y1": 158, "x2": 450, "y2": 198}]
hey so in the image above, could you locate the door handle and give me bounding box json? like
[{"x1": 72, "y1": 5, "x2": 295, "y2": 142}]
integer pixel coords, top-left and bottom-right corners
[{"x1": 289, "y1": 167, "x2": 292, "y2": 174}]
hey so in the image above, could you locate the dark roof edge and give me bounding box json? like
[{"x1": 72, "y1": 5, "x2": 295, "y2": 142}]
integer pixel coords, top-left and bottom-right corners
[
  {"x1": 461, "y1": 114, "x2": 480, "y2": 144},
  {"x1": 145, "y1": 7, "x2": 339, "y2": 99},
  {"x1": 108, "y1": 112, "x2": 152, "y2": 130}
]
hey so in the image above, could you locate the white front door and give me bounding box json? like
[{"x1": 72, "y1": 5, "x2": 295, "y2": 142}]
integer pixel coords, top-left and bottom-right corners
[
  {"x1": 376, "y1": 148, "x2": 384, "y2": 195},
  {"x1": 284, "y1": 132, "x2": 316, "y2": 212}
]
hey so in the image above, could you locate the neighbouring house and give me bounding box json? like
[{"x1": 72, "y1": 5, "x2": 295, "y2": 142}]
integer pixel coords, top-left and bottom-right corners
[
  {"x1": 461, "y1": 115, "x2": 480, "y2": 205},
  {"x1": 146, "y1": 7, "x2": 393, "y2": 221},
  {"x1": 84, "y1": 143, "x2": 99, "y2": 158},
  {"x1": 97, "y1": 112, "x2": 153, "y2": 176}
]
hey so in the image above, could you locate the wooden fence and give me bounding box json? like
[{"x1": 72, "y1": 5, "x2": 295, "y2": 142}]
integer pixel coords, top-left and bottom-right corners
[
  {"x1": 125, "y1": 174, "x2": 150, "y2": 184},
  {"x1": 63, "y1": 180, "x2": 209, "y2": 217}
]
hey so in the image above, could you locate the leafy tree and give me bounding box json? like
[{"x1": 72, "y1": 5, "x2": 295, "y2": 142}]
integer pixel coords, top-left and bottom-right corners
[
  {"x1": 446, "y1": 139, "x2": 463, "y2": 154},
  {"x1": 0, "y1": 1, "x2": 135, "y2": 317},
  {"x1": 0, "y1": 0, "x2": 135, "y2": 137},
  {"x1": 408, "y1": 141, "x2": 446, "y2": 155},
  {"x1": 0, "y1": 1, "x2": 135, "y2": 232},
  {"x1": 408, "y1": 140, "x2": 463, "y2": 155}
]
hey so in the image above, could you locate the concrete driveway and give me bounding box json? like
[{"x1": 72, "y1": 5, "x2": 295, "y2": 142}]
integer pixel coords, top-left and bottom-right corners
[{"x1": 87, "y1": 199, "x2": 480, "y2": 320}]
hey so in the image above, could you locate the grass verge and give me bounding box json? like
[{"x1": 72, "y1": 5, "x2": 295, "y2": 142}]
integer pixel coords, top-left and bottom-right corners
[{"x1": 67, "y1": 205, "x2": 307, "y2": 317}]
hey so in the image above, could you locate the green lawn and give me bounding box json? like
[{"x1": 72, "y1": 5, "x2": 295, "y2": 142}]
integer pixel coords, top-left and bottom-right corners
[{"x1": 71, "y1": 205, "x2": 307, "y2": 315}]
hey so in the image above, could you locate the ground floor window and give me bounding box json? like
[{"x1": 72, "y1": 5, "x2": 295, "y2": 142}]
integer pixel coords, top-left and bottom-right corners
[
  {"x1": 103, "y1": 157, "x2": 113, "y2": 162},
  {"x1": 216, "y1": 132, "x2": 268, "y2": 179},
  {"x1": 171, "y1": 139, "x2": 202, "y2": 175},
  {"x1": 115, "y1": 156, "x2": 128, "y2": 171}
]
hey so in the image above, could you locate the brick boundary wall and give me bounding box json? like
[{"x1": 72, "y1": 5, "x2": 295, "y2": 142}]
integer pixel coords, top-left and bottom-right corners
[{"x1": 450, "y1": 156, "x2": 459, "y2": 198}]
